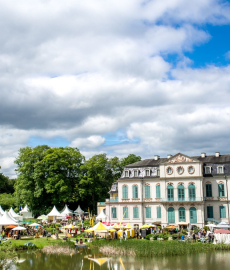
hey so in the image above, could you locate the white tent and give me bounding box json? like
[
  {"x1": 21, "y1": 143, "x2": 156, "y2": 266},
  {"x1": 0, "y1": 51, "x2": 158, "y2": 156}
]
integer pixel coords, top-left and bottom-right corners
[
  {"x1": 47, "y1": 206, "x2": 61, "y2": 221},
  {"x1": 9, "y1": 207, "x2": 23, "y2": 221},
  {"x1": 216, "y1": 221, "x2": 230, "y2": 228},
  {"x1": 20, "y1": 205, "x2": 33, "y2": 219},
  {"x1": 0, "y1": 205, "x2": 5, "y2": 215},
  {"x1": 60, "y1": 204, "x2": 73, "y2": 216},
  {"x1": 96, "y1": 210, "x2": 108, "y2": 222},
  {"x1": 0, "y1": 211, "x2": 18, "y2": 226},
  {"x1": 74, "y1": 205, "x2": 84, "y2": 215},
  {"x1": 8, "y1": 211, "x2": 18, "y2": 223}
]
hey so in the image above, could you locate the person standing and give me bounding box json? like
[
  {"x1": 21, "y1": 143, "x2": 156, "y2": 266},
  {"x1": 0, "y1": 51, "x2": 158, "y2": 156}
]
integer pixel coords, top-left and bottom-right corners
[{"x1": 192, "y1": 232, "x2": 196, "y2": 242}]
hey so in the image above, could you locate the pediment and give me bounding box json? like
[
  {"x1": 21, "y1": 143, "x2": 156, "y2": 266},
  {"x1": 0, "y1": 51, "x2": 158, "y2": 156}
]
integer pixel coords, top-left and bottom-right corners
[{"x1": 166, "y1": 153, "x2": 199, "y2": 164}]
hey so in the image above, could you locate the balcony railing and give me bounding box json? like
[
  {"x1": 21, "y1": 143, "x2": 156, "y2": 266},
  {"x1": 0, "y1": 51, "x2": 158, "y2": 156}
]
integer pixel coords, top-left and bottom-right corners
[
  {"x1": 160, "y1": 197, "x2": 203, "y2": 202},
  {"x1": 109, "y1": 197, "x2": 118, "y2": 202}
]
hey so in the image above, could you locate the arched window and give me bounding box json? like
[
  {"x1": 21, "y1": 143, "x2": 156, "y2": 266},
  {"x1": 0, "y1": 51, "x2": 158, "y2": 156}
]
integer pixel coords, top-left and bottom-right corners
[
  {"x1": 167, "y1": 185, "x2": 174, "y2": 202},
  {"x1": 188, "y1": 184, "x2": 196, "y2": 201},
  {"x1": 122, "y1": 186, "x2": 128, "y2": 199},
  {"x1": 132, "y1": 185, "x2": 138, "y2": 199},
  {"x1": 145, "y1": 185, "x2": 150, "y2": 198},
  {"x1": 168, "y1": 207, "x2": 175, "y2": 223},
  {"x1": 178, "y1": 184, "x2": 185, "y2": 201},
  {"x1": 179, "y1": 207, "x2": 186, "y2": 222},
  {"x1": 189, "y1": 207, "x2": 197, "y2": 223}
]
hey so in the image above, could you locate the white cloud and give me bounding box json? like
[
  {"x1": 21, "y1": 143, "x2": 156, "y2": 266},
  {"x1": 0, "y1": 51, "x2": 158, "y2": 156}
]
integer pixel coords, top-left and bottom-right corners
[{"x1": 1, "y1": 0, "x2": 230, "y2": 177}]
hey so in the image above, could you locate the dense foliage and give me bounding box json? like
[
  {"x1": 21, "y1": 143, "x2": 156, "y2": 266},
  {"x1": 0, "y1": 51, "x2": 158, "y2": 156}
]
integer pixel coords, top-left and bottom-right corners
[{"x1": 12, "y1": 146, "x2": 141, "y2": 215}]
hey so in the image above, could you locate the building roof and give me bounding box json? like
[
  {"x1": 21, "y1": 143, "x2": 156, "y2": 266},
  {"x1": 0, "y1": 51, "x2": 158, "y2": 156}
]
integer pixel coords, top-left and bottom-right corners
[{"x1": 125, "y1": 154, "x2": 230, "y2": 168}]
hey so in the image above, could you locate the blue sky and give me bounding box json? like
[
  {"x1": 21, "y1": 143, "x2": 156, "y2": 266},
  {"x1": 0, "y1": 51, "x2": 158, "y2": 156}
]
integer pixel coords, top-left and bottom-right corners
[{"x1": 1, "y1": 0, "x2": 230, "y2": 177}]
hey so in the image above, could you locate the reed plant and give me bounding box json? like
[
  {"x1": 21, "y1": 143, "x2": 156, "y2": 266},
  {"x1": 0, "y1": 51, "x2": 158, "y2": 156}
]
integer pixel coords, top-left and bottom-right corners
[{"x1": 91, "y1": 239, "x2": 230, "y2": 257}]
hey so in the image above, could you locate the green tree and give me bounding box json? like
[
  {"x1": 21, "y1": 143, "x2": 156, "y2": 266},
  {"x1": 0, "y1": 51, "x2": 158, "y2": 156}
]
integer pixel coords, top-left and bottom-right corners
[
  {"x1": 78, "y1": 154, "x2": 114, "y2": 212},
  {"x1": 14, "y1": 146, "x2": 84, "y2": 215},
  {"x1": 0, "y1": 167, "x2": 15, "y2": 194},
  {"x1": 120, "y1": 154, "x2": 141, "y2": 167},
  {"x1": 0, "y1": 193, "x2": 16, "y2": 210}
]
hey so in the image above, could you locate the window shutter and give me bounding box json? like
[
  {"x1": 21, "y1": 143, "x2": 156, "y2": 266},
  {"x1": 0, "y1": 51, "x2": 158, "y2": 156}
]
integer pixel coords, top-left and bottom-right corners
[
  {"x1": 156, "y1": 185, "x2": 160, "y2": 198},
  {"x1": 220, "y1": 206, "x2": 226, "y2": 218},
  {"x1": 157, "y1": 207, "x2": 161, "y2": 219}
]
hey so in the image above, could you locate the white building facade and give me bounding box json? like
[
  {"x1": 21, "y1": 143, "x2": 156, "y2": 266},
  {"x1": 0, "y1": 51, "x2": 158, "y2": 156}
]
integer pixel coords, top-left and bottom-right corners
[{"x1": 105, "y1": 152, "x2": 230, "y2": 228}]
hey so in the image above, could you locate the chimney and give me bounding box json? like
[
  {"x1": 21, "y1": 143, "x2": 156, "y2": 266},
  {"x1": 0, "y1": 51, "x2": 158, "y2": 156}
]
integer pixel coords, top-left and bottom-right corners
[
  {"x1": 215, "y1": 152, "x2": 220, "y2": 157},
  {"x1": 167, "y1": 154, "x2": 172, "y2": 159},
  {"x1": 201, "y1": 153, "x2": 206, "y2": 158},
  {"x1": 154, "y1": 155, "x2": 159, "y2": 160}
]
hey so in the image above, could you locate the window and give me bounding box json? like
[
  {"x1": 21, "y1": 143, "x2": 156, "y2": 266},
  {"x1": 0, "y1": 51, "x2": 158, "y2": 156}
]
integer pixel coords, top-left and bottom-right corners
[
  {"x1": 145, "y1": 185, "x2": 150, "y2": 198},
  {"x1": 168, "y1": 207, "x2": 175, "y2": 223},
  {"x1": 157, "y1": 169, "x2": 160, "y2": 176},
  {"x1": 188, "y1": 166, "x2": 195, "y2": 174},
  {"x1": 178, "y1": 184, "x2": 185, "y2": 201},
  {"x1": 179, "y1": 207, "x2": 186, "y2": 222},
  {"x1": 125, "y1": 170, "x2": 129, "y2": 177},
  {"x1": 205, "y1": 166, "x2": 211, "y2": 174},
  {"x1": 157, "y1": 206, "x2": 161, "y2": 219},
  {"x1": 134, "y1": 170, "x2": 138, "y2": 177},
  {"x1": 167, "y1": 185, "x2": 174, "y2": 201},
  {"x1": 145, "y1": 170, "x2": 150, "y2": 176},
  {"x1": 146, "y1": 207, "x2": 151, "y2": 218},
  {"x1": 132, "y1": 185, "x2": 138, "y2": 199},
  {"x1": 207, "y1": 206, "x2": 213, "y2": 218},
  {"x1": 220, "y1": 206, "x2": 226, "y2": 218},
  {"x1": 189, "y1": 207, "x2": 197, "y2": 223},
  {"x1": 123, "y1": 207, "x2": 128, "y2": 218},
  {"x1": 111, "y1": 207, "x2": 117, "y2": 218},
  {"x1": 133, "y1": 207, "x2": 139, "y2": 218},
  {"x1": 177, "y1": 166, "x2": 184, "y2": 175},
  {"x1": 206, "y1": 184, "x2": 212, "y2": 197},
  {"x1": 122, "y1": 186, "x2": 128, "y2": 199},
  {"x1": 217, "y1": 166, "x2": 223, "y2": 174},
  {"x1": 167, "y1": 166, "x2": 173, "y2": 175},
  {"x1": 156, "y1": 185, "x2": 161, "y2": 198},
  {"x1": 218, "y1": 184, "x2": 225, "y2": 197},
  {"x1": 188, "y1": 184, "x2": 196, "y2": 201}
]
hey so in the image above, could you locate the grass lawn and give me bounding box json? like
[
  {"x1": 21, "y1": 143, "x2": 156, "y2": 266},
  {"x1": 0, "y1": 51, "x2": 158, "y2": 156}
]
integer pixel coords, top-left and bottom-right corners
[{"x1": 9, "y1": 237, "x2": 62, "y2": 249}]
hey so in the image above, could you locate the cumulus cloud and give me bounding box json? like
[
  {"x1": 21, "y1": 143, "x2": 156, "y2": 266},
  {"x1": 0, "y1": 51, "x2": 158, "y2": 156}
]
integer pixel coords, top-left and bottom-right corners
[{"x1": 0, "y1": 0, "x2": 230, "y2": 177}]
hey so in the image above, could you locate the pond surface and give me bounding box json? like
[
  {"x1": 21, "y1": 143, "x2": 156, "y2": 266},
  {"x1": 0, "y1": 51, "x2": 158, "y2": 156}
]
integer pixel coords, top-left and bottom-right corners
[{"x1": 15, "y1": 248, "x2": 230, "y2": 270}]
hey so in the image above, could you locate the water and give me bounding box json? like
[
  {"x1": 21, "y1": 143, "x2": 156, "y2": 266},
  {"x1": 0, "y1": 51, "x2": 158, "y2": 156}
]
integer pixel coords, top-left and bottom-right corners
[{"x1": 15, "y1": 249, "x2": 230, "y2": 270}]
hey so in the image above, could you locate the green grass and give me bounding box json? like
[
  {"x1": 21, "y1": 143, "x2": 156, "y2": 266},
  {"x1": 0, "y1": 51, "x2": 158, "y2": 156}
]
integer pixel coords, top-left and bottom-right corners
[
  {"x1": 5, "y1": 237, "x2": 63, "y2": 250},
  {"x1": 91, "y1": 239, "x2": 230, "y2": 257}
]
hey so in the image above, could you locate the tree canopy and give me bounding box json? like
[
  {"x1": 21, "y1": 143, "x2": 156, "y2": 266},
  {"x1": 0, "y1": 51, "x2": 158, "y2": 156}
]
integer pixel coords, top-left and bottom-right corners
[{"x1": 12, "y1": 146, "x2": 142, "y2": 215}]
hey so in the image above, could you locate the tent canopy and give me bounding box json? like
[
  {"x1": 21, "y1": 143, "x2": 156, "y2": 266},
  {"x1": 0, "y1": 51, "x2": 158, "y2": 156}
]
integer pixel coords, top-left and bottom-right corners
[
  {"x1": 60, "y1": 204, "x2": 73, "y2": 216},
  {"x1": 9, "y1": 207, "x2": 23, "y2": 221},
  {"x1": 47, "y1": 206, "x2": 61, "y2": 216},
  {"x1": 216, "y1": 222, "x2": 230, "y2": 228},
  {"x1": 0, "y1": 205, "x2": 5, "y2": 215},
  {"x1": 74, "y1": 205, "x2": 84, "y2": 215},
  {"x1": 214, "y1": 229, "x2": 230, "y2": 234},
  {"x1": 96, "y1": 210, "x2": 107, "y2": 222},
  {"x1": 20, "y1": 205, "x2": 30, "y2": 213},
  {"x1": 12, "y1": 226, "x2": 27, "y2": 231},
  {"x1": 0, "y1": 211, "x2": 18, "y2": 225},
  {"x1": 91, "y1": 222, "x2": 109, "y2": 232}
]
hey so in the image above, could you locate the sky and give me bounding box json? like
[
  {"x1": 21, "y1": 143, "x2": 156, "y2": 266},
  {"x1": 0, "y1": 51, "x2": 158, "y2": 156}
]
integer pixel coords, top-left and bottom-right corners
[{"x1": 1, "y1": 0, "x2": 230, "y2": 178}]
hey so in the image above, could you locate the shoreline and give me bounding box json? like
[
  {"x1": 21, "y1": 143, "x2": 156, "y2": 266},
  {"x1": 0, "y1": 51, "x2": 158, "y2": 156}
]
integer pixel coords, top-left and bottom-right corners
[{"x1": 91, "y1": 239, "x2": 230, "y2": 257}]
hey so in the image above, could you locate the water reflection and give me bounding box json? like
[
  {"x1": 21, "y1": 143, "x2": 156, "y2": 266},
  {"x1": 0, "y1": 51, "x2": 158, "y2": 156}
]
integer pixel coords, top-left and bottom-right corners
[{"x1": 15, "y1": 249, "x2": 230, "y2": 270}]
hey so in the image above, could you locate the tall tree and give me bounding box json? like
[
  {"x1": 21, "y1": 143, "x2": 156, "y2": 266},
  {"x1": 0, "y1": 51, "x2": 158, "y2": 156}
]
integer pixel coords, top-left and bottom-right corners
[
  {"x1": 14, "y1": 146, "x2": 84, "y2": 215},
  {"x1": 78, "y1": 154, "x2": 114, "y2": 212}
]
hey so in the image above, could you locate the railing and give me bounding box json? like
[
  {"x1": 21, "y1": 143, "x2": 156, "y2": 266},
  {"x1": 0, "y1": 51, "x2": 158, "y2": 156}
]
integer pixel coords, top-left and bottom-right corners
[
  {"x1": 160, "y1": 197, "x2": 203, "y2": 202},
  {"x1": 109, "y1": 198, "x2": 118, "y2": 202},
  {"x1": 99, "y1": 202, "x2": 105, "y2": 205}
]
